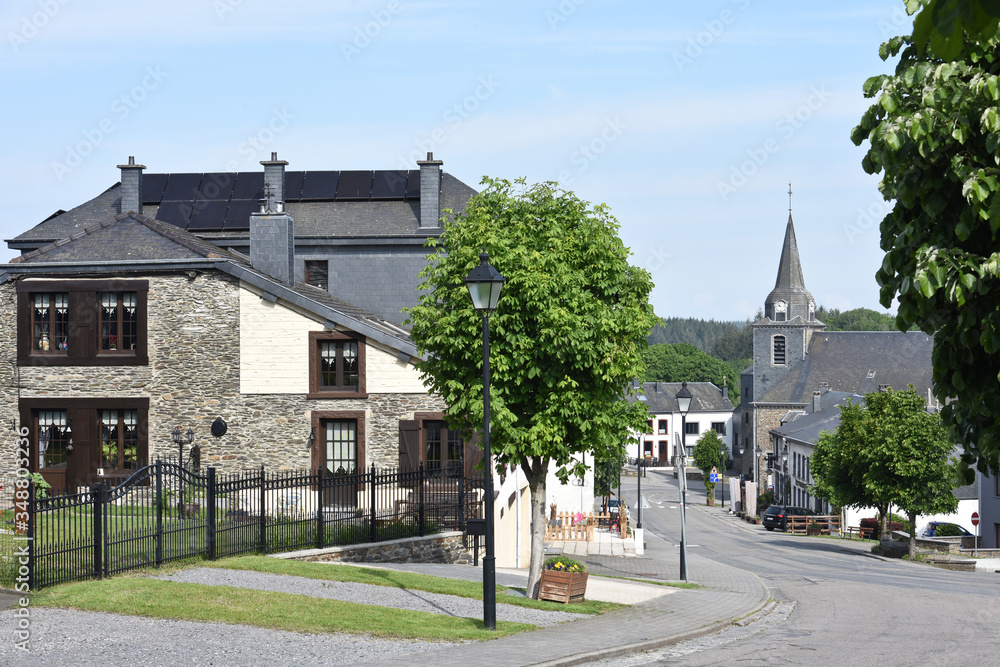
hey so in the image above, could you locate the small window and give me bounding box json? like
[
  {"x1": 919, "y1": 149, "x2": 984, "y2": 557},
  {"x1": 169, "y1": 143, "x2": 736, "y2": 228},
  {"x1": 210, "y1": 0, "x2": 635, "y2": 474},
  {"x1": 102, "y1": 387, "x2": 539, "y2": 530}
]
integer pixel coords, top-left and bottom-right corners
[
  {"x1": 100, "y1": 292, "x2": 138, "y2": 353},
  {"x1": 37, "y1": 410, "x2": 69, "y2": 470},
  {"x1": 773, "y1": 335, "x2": 786, "y2": 365},
  {"x1": 32, "y1": 293, "x2": 69, "y2": 353},
  {"x1": 658, "y1": 419, "x2": 667, "y2": 434},
  {"x1": 308, "y1": 331, "x2": 367, "y2": 398},
  {"x1": 305, "y1": 260, "x2": 329, "y2": 290},
  {"x1": 646, "y1": 419, "x2": 653, "y2": 434},
  {"x1": 711, "y1": 422, "x2": 726, "y2": 436},
  {"x1": 324, "y1": 419, "x2": 358, "y2": 474},
  {"x1": 684, "y1": 422, "x2": 699, "y2": 435}
]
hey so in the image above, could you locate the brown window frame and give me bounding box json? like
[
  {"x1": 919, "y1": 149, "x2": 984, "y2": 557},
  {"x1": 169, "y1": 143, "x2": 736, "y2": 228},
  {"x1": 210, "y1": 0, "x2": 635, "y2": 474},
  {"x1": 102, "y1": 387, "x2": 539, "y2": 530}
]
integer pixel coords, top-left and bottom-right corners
[
  {"x1": 20, "y1": 397, "x2": 149, "y2": 491},
  {"x1": 310, "y1": 410, "x2": 366, "y2": 474},
  {"x1": 308, "y1": 331, "x2": 367, "y2": 398},
  {"x1": 17, "y1": 279, "x2": 149, "y2": 367}
]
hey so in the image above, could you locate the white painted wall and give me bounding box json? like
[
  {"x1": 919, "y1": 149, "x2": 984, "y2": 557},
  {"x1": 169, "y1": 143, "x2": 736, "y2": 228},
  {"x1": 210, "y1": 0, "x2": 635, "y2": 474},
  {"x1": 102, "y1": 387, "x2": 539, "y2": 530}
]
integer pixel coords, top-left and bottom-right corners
[
  {"x1": 239, "y1": 283, "x2": 427, "y2": 394},
  {"x1": 629, "y1": 410, "x2": 734, "y2": 462},
  {"x1": 545, "y1": 455, "x2": 595, "y2": 516}
]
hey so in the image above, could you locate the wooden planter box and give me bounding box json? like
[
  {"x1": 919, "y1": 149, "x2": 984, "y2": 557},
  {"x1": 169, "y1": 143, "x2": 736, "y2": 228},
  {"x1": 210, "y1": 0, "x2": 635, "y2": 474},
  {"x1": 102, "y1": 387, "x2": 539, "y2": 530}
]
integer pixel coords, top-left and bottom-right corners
[{"x1": 538, "y1": 570, "x2": 588, "y2": 604}]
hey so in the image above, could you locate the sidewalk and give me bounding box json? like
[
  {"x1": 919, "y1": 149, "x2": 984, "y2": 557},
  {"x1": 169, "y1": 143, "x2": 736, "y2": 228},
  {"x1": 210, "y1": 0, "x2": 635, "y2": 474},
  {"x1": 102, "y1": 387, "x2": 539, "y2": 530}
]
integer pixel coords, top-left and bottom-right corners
[{"x1": 354, "y1": 507, "x2": 771, "y2": 666}]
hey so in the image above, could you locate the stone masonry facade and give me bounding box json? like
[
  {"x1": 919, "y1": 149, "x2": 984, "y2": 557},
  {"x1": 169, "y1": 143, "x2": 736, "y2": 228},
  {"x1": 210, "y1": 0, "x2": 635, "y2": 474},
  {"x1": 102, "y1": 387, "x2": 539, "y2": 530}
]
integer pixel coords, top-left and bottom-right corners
[{"x1": 0, "y1": 269, "x2": 445, "y2": 482}]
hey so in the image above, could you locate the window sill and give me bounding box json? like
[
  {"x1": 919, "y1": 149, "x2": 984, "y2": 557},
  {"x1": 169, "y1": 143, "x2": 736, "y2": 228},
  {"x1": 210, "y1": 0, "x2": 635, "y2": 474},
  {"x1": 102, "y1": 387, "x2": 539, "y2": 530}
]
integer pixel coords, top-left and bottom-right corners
[
  {"x1": 19, "y1": 355, "x2": 148, "y2": 367},
  {"x1": 307, "y1": 391, "x2": 369, "y2": 400}
]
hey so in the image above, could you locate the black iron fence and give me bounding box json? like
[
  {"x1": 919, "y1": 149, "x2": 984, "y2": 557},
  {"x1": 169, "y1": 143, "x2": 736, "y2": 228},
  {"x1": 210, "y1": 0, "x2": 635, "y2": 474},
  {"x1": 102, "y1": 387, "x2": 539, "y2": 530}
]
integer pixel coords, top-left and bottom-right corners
[{"x1": 27, "y1": 460, "x2": 483, "y2": 590}]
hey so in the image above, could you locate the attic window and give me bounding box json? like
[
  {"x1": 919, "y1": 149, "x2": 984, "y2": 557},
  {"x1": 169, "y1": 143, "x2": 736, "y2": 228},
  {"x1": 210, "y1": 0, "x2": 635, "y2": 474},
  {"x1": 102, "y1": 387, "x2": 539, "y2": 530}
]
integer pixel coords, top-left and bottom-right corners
[
  {"x1": 866, "y1": 370, "x2": 876, "y2": 379},
  {"x1": 878, "y1": 384, "x2": 891, "y2": 392},
  {"x1": 305, "y1": 260, "x2": 329, "y2": 291}
]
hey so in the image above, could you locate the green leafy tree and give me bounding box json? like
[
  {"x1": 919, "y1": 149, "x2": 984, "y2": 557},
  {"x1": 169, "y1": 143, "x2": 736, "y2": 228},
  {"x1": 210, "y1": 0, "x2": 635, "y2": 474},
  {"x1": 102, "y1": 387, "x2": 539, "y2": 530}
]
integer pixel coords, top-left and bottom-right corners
[
  {"x1": 406, "y1": 178, "x2": 656, "y2": 597},
  {"x1": 811, "y1": 388, "x2": 958, "y2": 556},
  {"x1": 814, "y1": 306, "x2": 899, "y2": 332},
  {"x1": 643, "y1": 343, "x2": 741, "y2": 404},
  {"x1": 908, "y1": 0, "x2": 1000, "y2": 59},
  {"x1": 691, "y1": 429, "x2": 726, "y2": 504},
  {"x1": 852, "y1": 19, "x2": 1000, "y2": 477}
]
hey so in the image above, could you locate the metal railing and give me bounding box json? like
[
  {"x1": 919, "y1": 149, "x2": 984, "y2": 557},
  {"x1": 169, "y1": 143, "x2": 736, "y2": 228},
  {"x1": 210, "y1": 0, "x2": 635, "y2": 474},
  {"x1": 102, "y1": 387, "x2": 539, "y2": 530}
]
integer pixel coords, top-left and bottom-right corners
[{"x1": 27, "y1": 460, "x2": 483, "y2": 590}]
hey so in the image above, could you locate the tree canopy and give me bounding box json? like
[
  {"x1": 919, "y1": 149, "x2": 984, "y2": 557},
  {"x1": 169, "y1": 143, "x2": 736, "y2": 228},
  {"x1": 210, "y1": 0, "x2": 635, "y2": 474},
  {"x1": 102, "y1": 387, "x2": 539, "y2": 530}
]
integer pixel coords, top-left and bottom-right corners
[
  {"x1": 691, "y1": 429, "x2": 726, "y2": 503},
  {"x1": 909, "y1": 0, "x2": 1000, "y2": 59},
  {"x1": 852, "y1": 16, "x2": 1000, "y2": 477},
  {"x1": 406, "y1": 177, "x2": 656, "y2": 596},
  {"x1": 811, "y1": 388, "x2": 958, "y2": 553},
  {"x1": 814, "y1": 306, "x2": 899, "y2": 332},
  {"x1": 643, "y1": 343, "x2": 744, "y2": 404}
]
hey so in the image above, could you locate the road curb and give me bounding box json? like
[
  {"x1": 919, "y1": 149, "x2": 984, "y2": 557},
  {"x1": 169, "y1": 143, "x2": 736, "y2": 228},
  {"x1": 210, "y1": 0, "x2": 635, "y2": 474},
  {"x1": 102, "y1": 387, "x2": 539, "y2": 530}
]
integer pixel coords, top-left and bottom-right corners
[{"x1": 527, "y1": 573, "x2": 774, "y2": 667}]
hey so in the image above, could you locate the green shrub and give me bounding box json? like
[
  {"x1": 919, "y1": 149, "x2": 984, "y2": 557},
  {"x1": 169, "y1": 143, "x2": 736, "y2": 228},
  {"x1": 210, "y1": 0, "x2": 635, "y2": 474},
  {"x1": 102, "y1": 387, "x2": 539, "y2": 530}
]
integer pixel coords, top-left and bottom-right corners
[{"x1": 543, "y1": 555, "x2": 586, "y2": 572}]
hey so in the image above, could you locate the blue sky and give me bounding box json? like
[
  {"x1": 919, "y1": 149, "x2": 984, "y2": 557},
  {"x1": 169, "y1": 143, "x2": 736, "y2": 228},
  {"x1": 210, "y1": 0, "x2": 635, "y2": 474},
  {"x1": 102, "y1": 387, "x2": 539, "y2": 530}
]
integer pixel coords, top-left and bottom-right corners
[{"x1": 1, "y1": 1, "x2": 913, "y2": 321}]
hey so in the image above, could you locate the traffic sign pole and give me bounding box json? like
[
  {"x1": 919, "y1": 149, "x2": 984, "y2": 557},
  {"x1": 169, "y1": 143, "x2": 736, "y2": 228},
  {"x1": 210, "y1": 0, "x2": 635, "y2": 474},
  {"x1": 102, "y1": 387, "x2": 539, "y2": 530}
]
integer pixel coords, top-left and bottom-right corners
[{"x1": 972, "y1": 511, "x2": 981, "y2": 557}]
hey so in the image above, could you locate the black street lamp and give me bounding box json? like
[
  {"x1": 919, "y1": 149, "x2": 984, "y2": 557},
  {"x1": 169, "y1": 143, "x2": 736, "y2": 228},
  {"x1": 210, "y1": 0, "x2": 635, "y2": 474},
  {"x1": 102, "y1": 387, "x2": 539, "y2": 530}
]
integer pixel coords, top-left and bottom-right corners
[
  {"x1": 676, "y1": 382, "x2": 692, "y2": 582},
  {"x1": 172, "y1": 426, "x2": 194, "y2": 468},
  {"x1": 464, "y1": 250, "x2": 504, "y2": 631},
  {"x1": 781, "y1": 442, "x2": 789, "y2": 505}
]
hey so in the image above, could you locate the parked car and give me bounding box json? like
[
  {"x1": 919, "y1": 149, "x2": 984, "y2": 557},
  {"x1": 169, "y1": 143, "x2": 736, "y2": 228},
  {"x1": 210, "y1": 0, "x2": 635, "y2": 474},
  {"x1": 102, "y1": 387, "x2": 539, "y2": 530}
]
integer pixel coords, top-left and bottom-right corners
[
  {"x1": 602, "y1": 498, "x2": 631, "y2": 521},
  {"x1": 762, "y1": 505, "x2": 816, "y2": 531},
  {"x1": 920, "y1": 521, "x2": 973, "y2": 538}
]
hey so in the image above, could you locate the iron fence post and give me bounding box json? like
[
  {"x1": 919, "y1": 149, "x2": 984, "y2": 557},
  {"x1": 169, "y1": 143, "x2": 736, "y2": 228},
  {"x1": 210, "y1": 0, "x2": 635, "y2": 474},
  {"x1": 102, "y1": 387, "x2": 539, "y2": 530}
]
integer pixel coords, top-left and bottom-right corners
[
  {"x1": 369, "y1": 464, "x2": 377, "y2": 544},
  {"x1": 92, "y1": 484, "x2": 104, "y2": 580},
  {"x1": 259, "y1": 465, "x2": 267, "y2": 554},
  {"x1": 207, "y1": 467, "x2": 217, "y2": 561},
  {"x1": 458, "y1": 465, "x2": 465, "y2": 529},
  {"x1": 27, "y1": 479, "x2": 35, "y2": 592},
  {"x1": 155, "y1": 460, "x2": 163, "y2": 566},
  {"x1": 316, "y1": 466, "x2": 325, "y2": 549},
  {"x1": 418, "y1": 462, "x2": 425, "y2": 537}
]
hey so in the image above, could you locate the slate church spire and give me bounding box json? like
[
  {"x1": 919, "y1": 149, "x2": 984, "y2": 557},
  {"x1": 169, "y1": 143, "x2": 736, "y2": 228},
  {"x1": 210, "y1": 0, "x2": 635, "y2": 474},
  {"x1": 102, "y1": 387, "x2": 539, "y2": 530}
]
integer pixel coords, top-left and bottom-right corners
[{"x1": 763, "y1": 183, "x2": 816, "y2": 323}]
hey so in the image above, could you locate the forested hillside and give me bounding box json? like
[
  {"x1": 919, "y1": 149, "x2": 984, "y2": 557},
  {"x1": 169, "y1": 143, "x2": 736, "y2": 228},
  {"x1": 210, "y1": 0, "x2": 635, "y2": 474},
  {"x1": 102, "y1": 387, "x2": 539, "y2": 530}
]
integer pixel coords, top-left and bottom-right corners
[{"x1": 643, "y1": 343, "x2": 749, "y2": 405}]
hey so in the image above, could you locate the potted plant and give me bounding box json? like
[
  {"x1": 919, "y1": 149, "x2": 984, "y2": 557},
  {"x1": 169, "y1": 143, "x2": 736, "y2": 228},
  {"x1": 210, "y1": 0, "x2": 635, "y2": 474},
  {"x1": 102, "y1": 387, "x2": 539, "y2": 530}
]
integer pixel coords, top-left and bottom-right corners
[{"x1": 538, "y1": 555, "x2": 588, "y2": 603}]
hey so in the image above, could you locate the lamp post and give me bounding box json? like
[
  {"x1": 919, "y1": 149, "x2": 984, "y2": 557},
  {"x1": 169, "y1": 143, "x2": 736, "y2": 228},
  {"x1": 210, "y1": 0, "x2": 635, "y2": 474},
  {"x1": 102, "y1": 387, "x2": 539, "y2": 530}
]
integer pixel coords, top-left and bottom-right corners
[
  {"x1": 676, "y1": 382, "x2": 692, "y2": 582},
  {"x1": 464, "y1": 250, "x2": 504, "y2": 631},
  {"x1": 738, "y1": 442, "x2": 746, "y2": 513},
  {"x1": 172, "y1": 426, "x2": 194, "y2": 469},
  {"x1": 781, "y1": 442, "x2": 789, "y2": 505}
]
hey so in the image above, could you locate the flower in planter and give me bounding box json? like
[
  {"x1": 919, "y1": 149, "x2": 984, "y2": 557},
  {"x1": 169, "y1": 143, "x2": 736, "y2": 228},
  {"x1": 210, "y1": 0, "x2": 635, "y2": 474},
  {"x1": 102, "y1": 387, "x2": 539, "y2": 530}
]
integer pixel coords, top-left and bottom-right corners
[{"x1": 543, "y1": 555, "x2": 586, "y2": 573}]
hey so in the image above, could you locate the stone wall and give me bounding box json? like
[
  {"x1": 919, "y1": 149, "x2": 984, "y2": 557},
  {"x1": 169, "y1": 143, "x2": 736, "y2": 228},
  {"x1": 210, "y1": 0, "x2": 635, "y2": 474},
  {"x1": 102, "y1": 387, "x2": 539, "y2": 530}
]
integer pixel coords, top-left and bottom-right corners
[
  {"x1": 0, "y1": 270, "x2": 446, "y2": 481},
  {"x1": 287, "y1": 531, "x2": 473, "y2": 564}
]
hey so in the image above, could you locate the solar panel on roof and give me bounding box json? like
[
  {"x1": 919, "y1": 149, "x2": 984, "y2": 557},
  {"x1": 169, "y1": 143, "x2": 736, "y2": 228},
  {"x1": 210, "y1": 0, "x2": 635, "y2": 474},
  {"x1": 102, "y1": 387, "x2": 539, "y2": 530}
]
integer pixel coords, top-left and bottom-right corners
[
  {"x1": 161, "y1": 173, "x2": 203, "y2": 201},
  {"x1": 336, "y1": 170, "x2": 373, "y2": 200},
  {"x1": 230, "y1": 172, "x2": 264, "y2": 200},
  {"x1": 300, "y1": 171, "x2": 340, "y2": 200},
  {"x1": 284, "y1": 171, "x2": 305, "y2": 201},
  {"x1": 156, "y1": 200, "x2": 193, "y2": 229},
  {"x1": 142, "y1": 174, "x2": 168, "y2": 204},
  {"x1": 197, "y1": 173, "x2": 236, "y2": 201},
  {"x1": 371, "y1": 170, "x2": 407, "y2": 199},
  {"x1": 405, "y1": 170, "x2": 421, "y2": 199},
  {"x1": 187, "y1": 200, "x2": 229, "y2": 230},
  {"x1": 223, "y1": 200, "x2": 257, "y2": 230}
]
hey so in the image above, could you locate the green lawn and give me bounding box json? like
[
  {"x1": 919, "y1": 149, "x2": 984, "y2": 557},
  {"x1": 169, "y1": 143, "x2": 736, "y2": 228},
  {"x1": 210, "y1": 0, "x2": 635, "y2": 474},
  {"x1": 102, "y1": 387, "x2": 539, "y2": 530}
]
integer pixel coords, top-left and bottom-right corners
[{"x1": 30, "y1": 555, "x2": 620, "y2": 641}]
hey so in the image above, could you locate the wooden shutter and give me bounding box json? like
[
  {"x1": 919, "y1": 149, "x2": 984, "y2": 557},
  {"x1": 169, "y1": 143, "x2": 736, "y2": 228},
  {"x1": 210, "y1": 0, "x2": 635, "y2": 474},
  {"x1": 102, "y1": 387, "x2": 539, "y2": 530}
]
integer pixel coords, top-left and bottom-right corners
[{"x1": 398, "y1": 420, "x2": 420, "y2": 471}]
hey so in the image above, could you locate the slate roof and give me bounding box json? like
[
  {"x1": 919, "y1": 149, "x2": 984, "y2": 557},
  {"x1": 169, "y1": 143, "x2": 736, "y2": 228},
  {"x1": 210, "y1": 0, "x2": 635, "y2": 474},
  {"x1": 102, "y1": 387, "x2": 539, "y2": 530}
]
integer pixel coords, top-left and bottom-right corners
[
  {"x1": 771, "y1": 390, "x2": 863, "y2": 444},
  {"x1": 758, "y1": 331, "x2": 934, "y2": 405},
  {"x1": 10, "y1": 212, "x2": 244, "y2": 264},
  {"x1": 762, "y1": 214, "x2": 818, "y2": 323},
  {"x1": 2, "y1": 211, "x2": 415, "y2": 355},
  {"x1": 8, "y1": 173, "x2": 477, "y2": 246},
  {"x1": 629, "y1": 381, "x2": 734, "y2": 413}
]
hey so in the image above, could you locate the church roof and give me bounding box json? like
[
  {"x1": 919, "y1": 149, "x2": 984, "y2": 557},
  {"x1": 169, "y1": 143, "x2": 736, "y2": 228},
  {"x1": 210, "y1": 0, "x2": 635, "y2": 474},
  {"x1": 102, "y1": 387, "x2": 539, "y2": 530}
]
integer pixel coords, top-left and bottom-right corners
[
  {"x1": 762, "y1": 213, "x2": 818, "y2": 324},
  {"x1": 757, "y1": 331, "x2": 934, "y2": 405}
]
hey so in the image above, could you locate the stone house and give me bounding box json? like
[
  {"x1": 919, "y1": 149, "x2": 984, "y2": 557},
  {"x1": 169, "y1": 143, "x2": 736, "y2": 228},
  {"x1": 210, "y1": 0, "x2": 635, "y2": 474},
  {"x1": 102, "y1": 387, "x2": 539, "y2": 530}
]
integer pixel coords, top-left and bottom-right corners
[
  {"x1": 735, "y1": 211, "x2": 934, "y2": 491},
  {"x1": 626, "y1": 381, "x2": 734, "y2": 464},
  {"x1": 1, "y1": 189, "x2": 479, "y2": 492}
]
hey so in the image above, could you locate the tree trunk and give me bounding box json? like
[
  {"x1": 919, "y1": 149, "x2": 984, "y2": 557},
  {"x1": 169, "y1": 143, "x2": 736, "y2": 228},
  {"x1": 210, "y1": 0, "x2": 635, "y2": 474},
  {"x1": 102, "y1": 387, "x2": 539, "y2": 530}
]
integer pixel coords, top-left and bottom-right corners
[
  {"x1": 908, "y1": 509, "x2": 917, "y2": 560},
  {"x1": 522, "y1": 456, "x2": 550, "y2": 599}
]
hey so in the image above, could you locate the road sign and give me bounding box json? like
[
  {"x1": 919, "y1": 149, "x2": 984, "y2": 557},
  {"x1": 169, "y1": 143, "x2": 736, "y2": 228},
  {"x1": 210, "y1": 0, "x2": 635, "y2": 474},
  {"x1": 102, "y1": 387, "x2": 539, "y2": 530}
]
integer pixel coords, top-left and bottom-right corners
[
  {"x1": 972, "y1": 512, "x2": 980, "y2": 527},
  {"x1": 710, "y1": 473, "x2": 718, "y2": 483}
]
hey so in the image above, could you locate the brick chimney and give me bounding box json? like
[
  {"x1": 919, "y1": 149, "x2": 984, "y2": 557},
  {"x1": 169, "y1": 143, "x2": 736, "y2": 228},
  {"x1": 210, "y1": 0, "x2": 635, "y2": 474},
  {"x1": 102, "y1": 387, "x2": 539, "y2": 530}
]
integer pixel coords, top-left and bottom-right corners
[
  {"x1": 417, "y1": 152, "x2": 443, "y2": 228},
  {"x1": 813, "y1": 390, "x2": 822, "y2": 413},
  {"x1": 250, "y1": 206, "x2": 295, "y2": 286},
  {"x1": 260, "y1": 152, "x2": 288, "y2": 212},
  {"x1": 117, "y1": 156, "x2": 145, "y2": 214}
]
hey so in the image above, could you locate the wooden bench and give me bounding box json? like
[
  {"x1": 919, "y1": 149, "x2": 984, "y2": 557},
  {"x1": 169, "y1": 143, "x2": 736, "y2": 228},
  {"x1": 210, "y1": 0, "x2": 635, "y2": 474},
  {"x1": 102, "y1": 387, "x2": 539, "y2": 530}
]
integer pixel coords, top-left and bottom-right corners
[{"x1": 844, "y1": 525, "x2": 873, "y2": 540}]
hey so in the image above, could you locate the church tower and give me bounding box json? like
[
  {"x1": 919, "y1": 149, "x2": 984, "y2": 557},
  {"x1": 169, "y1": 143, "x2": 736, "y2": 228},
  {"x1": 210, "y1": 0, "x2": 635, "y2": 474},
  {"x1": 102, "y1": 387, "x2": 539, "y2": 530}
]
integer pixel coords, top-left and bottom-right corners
[{"x1": 750, "y1": 187, "x2": 825, "y2": 403}]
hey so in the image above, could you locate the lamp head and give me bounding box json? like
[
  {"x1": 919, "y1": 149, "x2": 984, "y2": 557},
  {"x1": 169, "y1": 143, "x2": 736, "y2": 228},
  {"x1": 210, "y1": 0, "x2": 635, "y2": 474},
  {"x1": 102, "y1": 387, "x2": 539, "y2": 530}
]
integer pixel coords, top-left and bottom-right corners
[
  {"x1": 464, "y1": 250, "x2": 505, "y2": 313},
  {"x1": 676, "y1": 382, "x2": 693, "y2": 415}
]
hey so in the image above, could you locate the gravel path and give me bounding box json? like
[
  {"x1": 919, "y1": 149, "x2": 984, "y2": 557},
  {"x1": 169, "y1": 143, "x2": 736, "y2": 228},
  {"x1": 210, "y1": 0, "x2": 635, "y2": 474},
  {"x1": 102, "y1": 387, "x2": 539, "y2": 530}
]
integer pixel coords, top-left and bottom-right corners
[
  {"x1": 0, "y1": 608, "x2": 441, "y2": 666},
  {"x1": 156, "y1": 566, "x2": 588, "y2": 627}
]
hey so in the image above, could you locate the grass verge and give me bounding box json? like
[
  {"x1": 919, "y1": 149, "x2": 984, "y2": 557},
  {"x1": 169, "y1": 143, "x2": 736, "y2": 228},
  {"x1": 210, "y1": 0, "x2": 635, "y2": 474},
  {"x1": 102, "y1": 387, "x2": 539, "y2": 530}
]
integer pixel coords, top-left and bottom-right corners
[
  {"x1": 32, "y1": 577, "x2": 534, "y2": 641},
  {"x1": 209, "y1": 556, "x2": 620, "y2": 614}
]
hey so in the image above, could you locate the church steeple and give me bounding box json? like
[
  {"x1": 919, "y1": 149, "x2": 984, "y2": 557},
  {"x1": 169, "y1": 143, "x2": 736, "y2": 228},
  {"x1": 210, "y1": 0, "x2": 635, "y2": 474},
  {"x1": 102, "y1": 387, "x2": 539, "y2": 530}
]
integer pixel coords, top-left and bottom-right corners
[{"x1": 763, "y1": 185, "x2": 817, "y2": 322}]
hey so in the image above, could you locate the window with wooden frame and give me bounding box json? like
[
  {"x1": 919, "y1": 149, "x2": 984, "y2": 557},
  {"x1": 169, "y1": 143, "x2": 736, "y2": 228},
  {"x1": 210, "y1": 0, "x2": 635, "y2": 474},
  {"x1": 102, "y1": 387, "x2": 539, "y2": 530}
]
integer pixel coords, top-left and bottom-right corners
[
  {"x1": 310, "y1": 410, "x2": 366, "y2": 475},
  {"x1": 684, "y1": 421, "x2": 700, "y2": 435},
  {"x1": 399, "y1": 413, "x2": 481, "y2": 478},
  {"x1": 20, "y1": 397, "x2": 149, "y2": 492},
  {"x1": 305, "y1": 260, "x2": 329, "y2": 290},
  {"x1": 17, "y1": 279, "x2": 148, "y2": 366},
  {"x1": 100, "y1": 409, "x2": 140, "y2": 473},
  {"x1": 308, "y1": 331, "x2": 367, "y2": 398},
  {"x1": 658, "y1": 419, "x2": 667, "y2": 434}
]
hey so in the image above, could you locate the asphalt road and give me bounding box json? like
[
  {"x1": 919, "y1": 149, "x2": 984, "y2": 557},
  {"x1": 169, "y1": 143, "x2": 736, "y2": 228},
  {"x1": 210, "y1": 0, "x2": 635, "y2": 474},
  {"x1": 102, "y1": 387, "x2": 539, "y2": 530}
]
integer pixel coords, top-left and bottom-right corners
[{"x1": 605, "y1": 468, "x2": 1000, "y2": 665}]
